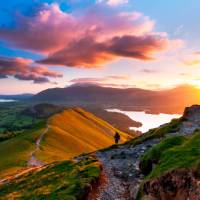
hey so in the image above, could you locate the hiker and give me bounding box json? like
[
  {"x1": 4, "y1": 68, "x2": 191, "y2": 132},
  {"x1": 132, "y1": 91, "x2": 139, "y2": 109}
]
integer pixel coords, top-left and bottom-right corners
[{"x1": 114, "y1": 132, "x2": 120, "y2": 144}]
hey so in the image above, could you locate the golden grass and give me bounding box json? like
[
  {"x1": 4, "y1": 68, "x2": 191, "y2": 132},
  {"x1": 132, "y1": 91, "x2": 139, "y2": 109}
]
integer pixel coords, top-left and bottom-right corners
[{"x1": 37, "y1": 108, "x2": 131, "y2": 163}]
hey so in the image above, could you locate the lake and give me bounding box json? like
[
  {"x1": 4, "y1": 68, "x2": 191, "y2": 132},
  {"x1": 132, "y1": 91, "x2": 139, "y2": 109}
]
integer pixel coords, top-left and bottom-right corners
[
  {"x1": 106, "y1": 109, "x2": 182, "y2": 133},
  {"x1": 0, "y1": 99, "x2": 16, "y2": 102}
]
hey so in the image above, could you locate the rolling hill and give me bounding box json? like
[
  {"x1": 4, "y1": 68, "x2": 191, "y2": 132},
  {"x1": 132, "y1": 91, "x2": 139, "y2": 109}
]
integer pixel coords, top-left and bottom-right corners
[
  {"x1": 31, "y1": 84, "x2": 200, "y2": 114},
  {"x1": 0, "y1": 107, "x2": 131, "y2": 179}
]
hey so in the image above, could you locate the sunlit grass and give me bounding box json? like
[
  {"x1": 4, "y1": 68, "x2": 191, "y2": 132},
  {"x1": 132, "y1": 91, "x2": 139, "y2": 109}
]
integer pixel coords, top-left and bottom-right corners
[
  {"x1": 37, "y1": 108, "x2": 131, "y2": 163},
  {"x1": 0, "y1": 156, "x2": 101, "y2": 200}
]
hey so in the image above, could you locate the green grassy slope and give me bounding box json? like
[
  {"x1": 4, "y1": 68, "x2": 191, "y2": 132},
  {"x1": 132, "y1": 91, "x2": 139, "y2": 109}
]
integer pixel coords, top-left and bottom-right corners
[
  {"x1": 37, "y1": 108, "x2": 131, "y2": 163},
  {"x1": 0, "y1": 156, "x2": 101, "y2": 200},
  {"x1": 0, "y1": 122, "x2": 46, "y2": 178}
]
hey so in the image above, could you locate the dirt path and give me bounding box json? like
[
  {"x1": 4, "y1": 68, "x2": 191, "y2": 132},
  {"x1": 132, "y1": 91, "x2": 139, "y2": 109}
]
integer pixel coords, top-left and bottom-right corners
[{"x1": 27, "y1": 126, "x2": 49, "y2": 167}]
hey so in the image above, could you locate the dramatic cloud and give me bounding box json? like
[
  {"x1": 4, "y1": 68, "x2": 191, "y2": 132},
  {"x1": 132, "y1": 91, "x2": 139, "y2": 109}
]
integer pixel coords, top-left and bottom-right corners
[
  {"x1": 0, "y1": 57, "x2": 62, "y2": 83},
  {"x1": 39, "y1": 34, "x2": 168, "y2": 67},
  {"x1": 0, "y1": 3, "x2": 178, "y2": 68}
]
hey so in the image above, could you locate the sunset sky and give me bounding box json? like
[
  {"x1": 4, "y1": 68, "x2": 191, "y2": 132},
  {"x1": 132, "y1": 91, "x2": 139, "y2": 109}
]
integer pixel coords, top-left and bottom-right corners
[{"x1": 1, "y1": 0, "x2": 200, "y2": 94}]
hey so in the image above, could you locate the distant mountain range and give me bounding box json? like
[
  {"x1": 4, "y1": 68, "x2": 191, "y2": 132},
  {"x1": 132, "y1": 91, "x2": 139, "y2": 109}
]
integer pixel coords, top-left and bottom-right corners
[{"x1": 31, "y1": 84, "x2": 200, "y2": 114}]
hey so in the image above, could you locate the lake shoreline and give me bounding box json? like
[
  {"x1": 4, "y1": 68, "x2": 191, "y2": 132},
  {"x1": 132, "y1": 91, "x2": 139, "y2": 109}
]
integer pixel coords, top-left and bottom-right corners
[{"x1": 106, "y1": 109, "x2": 181, "y2": 133}]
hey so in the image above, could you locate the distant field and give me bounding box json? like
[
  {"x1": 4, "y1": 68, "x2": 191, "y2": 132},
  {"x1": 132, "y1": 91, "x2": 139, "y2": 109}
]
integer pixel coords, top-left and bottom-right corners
[
  {"x1": 0, "y1": 103, "x2": 62, "y2": 142},
  {"x1": 36, "y1": 108, "x2": 131, "y2": 163},
  {"x1": 0, "y1": 103, "x2": 43, "y2": 141}
]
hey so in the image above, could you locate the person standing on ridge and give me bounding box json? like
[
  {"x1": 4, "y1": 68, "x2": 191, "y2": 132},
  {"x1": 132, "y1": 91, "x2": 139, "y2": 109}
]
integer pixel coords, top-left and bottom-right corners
[{"x1": 114, "y1": 132, "x2": 120, "y2": 144}]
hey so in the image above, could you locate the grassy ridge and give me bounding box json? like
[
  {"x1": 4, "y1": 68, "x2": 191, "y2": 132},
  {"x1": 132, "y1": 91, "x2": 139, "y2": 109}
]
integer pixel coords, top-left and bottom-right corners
[
  {"x1": 0, "y1": 156, "x2": 101, "y2": 200},
  {"x1": 37, "y1": 108, "x2": 131, "y2": 163},
  {"x1": 140, "y1": 136, "x2": 187, "y2": 176},
  {"x1": 140, "y1": 131, "x2": 200, "y2": 179}
]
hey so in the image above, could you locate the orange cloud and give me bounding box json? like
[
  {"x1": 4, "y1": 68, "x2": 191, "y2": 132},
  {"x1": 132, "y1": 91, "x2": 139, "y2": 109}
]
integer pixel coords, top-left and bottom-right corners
[{"x1": 39, "y1": 34, "x2": 168, "y2": 67}]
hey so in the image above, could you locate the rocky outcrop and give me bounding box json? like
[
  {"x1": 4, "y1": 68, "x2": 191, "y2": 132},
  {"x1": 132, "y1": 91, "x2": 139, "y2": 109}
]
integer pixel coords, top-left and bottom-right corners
[
  {"x1": 142, "y1": 168, "x2": 200, "y2": 200},
  {"x1": 180, "y1": 105, "x2": 200, "y2": 135},
  {"x1": 182, "y1": 105, "x2": 200, "y2": 122}
]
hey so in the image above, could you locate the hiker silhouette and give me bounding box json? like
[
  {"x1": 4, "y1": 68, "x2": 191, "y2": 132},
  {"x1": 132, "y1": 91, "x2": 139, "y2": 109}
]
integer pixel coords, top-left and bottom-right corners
[{"x1": 114, "y1": 132, "x2": 120, "y2": 144}]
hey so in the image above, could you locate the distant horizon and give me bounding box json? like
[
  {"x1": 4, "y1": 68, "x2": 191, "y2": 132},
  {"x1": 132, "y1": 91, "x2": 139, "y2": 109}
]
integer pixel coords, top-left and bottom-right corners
[{"x1": 0, "y1": 83, "x2": 199, "y2": 95}]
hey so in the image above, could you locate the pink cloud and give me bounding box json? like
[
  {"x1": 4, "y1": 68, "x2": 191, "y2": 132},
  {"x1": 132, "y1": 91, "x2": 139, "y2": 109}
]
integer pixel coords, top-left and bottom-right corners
[
  {"x1": 39, "y1": 34, "x2": 168, "y2": 67},
  {"x1": 0, "y1": 56, "x2": 62, "y2": 83},
  {"x1": 0, "y1": 3, "x2": 180, "y2": 68}
]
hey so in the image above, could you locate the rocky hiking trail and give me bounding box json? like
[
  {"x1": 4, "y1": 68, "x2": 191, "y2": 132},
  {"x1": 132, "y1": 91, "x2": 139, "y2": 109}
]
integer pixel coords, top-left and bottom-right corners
[
  {"x1": 88, "y1": 105, "x2": 200, "y2": 200},
  {"x1": 88, "y1": 139, "x2": 161, "y2": 200}
]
